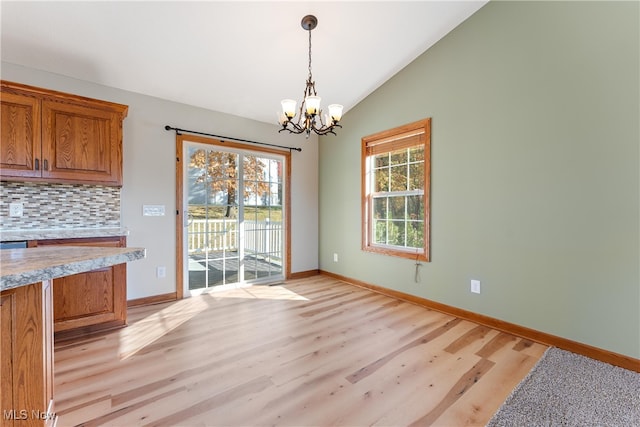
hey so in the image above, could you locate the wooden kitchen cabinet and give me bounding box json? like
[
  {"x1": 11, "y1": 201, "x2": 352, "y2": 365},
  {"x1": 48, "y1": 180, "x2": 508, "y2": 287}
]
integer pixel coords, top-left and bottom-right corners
[
  {"x1": 0, "y1": 281, "x2": 55, "y2": 427},
  {"x1": 1, "y1": 246, "x2": 143, "y2": 426},
  {"x1": 32, "y1": 236, "x2": 128, "y2": 339},
  {"x1": 0, "y1": 80, "x2": 128, "y2": 186},
  {"x1": 0, "y1": 90, "x2": 41, "y2": 179}
]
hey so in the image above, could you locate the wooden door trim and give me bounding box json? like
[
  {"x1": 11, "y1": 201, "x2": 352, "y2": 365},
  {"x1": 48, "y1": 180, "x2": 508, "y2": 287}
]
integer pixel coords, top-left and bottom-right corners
[{"x1": 175, "y1": 134, "x2": 292, "y2": 299}]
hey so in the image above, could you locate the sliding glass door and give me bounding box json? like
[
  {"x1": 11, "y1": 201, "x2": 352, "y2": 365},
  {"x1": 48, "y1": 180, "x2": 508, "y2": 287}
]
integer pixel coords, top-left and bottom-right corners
[{"x1": 184, "y1": 141, "x2": 285, "y2": 294}]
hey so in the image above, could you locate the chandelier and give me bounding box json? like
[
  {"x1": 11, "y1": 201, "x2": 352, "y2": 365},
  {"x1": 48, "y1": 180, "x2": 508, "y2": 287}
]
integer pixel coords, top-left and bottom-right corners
[{"x1": 278, "y1": 15, "x2": 343, "y2": 137}]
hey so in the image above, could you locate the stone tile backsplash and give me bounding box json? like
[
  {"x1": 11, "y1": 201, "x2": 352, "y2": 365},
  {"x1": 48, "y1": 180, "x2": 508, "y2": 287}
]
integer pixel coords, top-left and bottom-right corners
[{"x1": 0, "y1": 182, "x2": 120, "y2": 230}]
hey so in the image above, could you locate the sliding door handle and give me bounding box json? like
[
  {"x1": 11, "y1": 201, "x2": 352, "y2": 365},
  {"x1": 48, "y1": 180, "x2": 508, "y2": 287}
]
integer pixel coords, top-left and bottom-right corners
[{"x1": 184, "y1": 211, "x2": 194, "y2": 227}]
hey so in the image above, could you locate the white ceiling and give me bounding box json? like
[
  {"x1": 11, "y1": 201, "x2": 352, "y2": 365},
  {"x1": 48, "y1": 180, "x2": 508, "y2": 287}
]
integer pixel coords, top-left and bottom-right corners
[{"x1": 1, "y1": 1, "x2": 487, "y2": 125}]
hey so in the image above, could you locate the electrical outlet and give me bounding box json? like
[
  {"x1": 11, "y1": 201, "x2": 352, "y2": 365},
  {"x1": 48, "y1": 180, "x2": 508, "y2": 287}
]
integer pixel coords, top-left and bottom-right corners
[
  {"x1": 333, "y1": 253, "x2": 338, "y2": 262},
  {"x1": 9, "y1": 203, "x2": 23, "y2": 217},
  {"x1": 471, "y1": 279, "x2": 481, "y2": 294},
  {"x1": 156, "y1": 266, "x2": 166, "y2": 278}
]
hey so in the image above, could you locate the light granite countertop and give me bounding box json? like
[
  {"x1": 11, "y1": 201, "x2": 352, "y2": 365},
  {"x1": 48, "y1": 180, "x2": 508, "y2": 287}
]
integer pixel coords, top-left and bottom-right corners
[
  {"x1": 0, "y1": 227, "x2": 130, "y2": 242},
  {"x1": 0, "y1": 246, "x2": 145, "y2": 291}
]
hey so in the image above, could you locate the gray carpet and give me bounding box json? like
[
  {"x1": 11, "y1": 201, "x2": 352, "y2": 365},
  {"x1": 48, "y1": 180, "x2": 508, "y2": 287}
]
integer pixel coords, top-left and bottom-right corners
[{"x1": 487, "y1": 347, "x2": 640, "y2": 427}]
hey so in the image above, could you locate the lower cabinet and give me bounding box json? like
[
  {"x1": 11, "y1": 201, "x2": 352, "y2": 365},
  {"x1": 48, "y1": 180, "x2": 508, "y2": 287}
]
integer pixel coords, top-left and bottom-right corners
[
  {"x1": 32, "y1": 236, "x2": 127, "y2": 339},
  {"x1": 0, "y1": 281, "x2": 56, "y2": 427}
]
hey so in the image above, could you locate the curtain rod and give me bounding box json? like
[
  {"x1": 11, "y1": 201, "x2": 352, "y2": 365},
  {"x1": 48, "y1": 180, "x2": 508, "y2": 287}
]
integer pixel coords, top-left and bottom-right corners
[{"x1": 164, "y1": 125, "x2": 302, "y2": 152}]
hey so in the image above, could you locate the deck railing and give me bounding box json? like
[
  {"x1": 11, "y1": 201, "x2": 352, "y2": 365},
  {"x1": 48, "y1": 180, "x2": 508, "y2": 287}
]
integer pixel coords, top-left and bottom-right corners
[{"x1": 188, "y1": 219, "x2": 283, "y2": 259}]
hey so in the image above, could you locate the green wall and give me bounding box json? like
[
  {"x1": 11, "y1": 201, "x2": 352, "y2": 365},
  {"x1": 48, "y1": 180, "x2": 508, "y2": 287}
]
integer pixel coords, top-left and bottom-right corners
[{"x1": 319, "y1": 1, "x2": 639, "y2": 358}]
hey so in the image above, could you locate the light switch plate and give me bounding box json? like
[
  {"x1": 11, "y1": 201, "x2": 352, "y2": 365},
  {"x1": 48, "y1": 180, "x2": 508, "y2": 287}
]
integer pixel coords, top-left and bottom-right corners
[{"x1": 143, "y1": 205, "x2": 165, "y2": 216}]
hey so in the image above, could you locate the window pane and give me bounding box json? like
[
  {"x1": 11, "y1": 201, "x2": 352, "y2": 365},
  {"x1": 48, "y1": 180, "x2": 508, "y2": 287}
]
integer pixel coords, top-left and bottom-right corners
[
  {"x1": 374, "y1": 168, "x2": 389, "y2": 192},
  {"x1": 206, "y1": 205, "x2": 225, "y2": 221},
  {"x1": 390, "y1": 148, "x2": 408, "y2": 165},
  {"x1": 268, "y1": 206, "x2": 282, "y2": 222},
  {"x1": 216, "y1": 179, "x2": 238, "y2": 211},
  {"x1": 271, "y1": 159, "x2": 282, "y2": 184},
  {"x1": 374, "y1": 219, "x2": 387, "y2": 244},
  {"x1": 407, "y1": 221, "x2": 424, "y2": 248},
  {"x1": 272, "y1": 160, "x2": 283, "y2": 182},
  {"x1": 389, "y1": 196, "x2": 405, "y2": 219},
  {"x1": 244, "y1": 205, "x2": 258, "y2": 222},
  {"x1": 407, "y1": 195, "x2": 423, "y2": 220},
  {"x1": 189, "y1": 148, "x2": 207, "y2": 172},
  {"x1": 409, "y1": 146, "x2": 424, "y2": 162},
  {"x1": 271, "y1": 184, "x2": 282, "y2": 207},
  {"x1": 409, "y1": 163, "x2": 424, "y2": 191},
  {"x1": 373, "y1": 197, "x2": 387, "y2": 219},
  {"x1": 248, "y1": 181, "x2": 269, "y2": 205},
  {"x1": 389, "y1": 165, "x2": 408, "y2": 191},
  {"x1": 243, "y1": 156, "x2": 267, "y2": 180},
  {"x1": 374, "y1": 153, "x2": 389, "y2": 168},
  {"x1": 388, "y1": 220, "x2": 406, "y2": 246},
  {"x1": 220, "y1": 152, "x2": 238, "y2": 179}
]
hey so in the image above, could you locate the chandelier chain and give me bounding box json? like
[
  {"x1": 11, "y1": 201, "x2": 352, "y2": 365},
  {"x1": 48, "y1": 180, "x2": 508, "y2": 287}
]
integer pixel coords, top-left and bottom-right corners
[{"x1": 307, "y1": 29, "x2": 313, "y2": 84}]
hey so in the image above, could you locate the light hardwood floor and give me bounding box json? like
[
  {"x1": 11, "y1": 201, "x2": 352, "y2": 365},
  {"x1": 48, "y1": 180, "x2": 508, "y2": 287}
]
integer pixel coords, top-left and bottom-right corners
[{"x1": 53, "y1": 276, "x2": 547, "y2": 426}]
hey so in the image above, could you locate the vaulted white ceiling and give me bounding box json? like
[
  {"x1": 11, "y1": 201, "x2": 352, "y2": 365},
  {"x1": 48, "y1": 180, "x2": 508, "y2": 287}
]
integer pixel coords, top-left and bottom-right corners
[{"x1": 1, "y1": 1, "x2": 487, "y2": 125}]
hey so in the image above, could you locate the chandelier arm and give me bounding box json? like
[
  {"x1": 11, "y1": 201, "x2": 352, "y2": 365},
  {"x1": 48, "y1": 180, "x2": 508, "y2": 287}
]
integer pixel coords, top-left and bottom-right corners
[
  {"x1": 281, "y1": 121, "x2": 305, "y2": 135},
  {"x1": 280, "y1": 127, "x2": 303, "y2": 135},
  {"x1": 316, "y1": 122, "x2": 342, "y2": 135},
  {"x1": 280, "y1": 120, "x2": 341, "y2": 136},
  {"x1": 310, "y1": 120, "x2": 326, "y2": 135}
]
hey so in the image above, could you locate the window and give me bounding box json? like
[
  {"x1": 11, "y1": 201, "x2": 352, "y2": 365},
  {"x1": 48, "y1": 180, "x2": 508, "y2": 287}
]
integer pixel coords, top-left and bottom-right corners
[{"x1": 361, "y1": 118, "x2": 431, "y2": 261}]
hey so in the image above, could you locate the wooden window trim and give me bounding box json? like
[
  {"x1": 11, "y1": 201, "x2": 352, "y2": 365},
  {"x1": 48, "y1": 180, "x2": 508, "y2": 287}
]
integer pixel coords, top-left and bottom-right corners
[{"x1": 361, "y1": 118, "x2": 431, "y2": 262}]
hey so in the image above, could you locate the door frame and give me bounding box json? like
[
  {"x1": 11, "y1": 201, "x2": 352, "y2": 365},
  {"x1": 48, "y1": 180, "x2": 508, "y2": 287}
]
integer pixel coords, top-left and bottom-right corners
[{"x1": 175, "y1": 134, "x2": 292, "y2": 299}]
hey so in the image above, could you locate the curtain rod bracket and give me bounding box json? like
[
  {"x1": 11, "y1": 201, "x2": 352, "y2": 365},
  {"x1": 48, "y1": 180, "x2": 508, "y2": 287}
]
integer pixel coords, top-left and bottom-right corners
[{"x1": 164, "y1": 125, "x2": 302, "y2": 152}]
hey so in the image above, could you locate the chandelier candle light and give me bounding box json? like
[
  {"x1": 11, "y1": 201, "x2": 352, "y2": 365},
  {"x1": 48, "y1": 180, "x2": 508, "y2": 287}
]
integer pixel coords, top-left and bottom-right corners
[{"x1": 278, "y1": 15, "x2": 343, "y2": 137}]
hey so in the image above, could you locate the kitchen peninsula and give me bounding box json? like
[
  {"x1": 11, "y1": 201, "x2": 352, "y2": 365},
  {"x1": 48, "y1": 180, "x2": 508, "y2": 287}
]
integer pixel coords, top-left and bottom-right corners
[{"x1": 0, "y1": 246, "x2": 145, "y2": 427}]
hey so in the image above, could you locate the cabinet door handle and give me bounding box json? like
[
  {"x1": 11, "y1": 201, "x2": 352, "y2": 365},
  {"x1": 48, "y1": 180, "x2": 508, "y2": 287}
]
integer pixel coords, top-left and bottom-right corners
[
  {"x1": 35, "y1": 158, "x2": 40, "y2": 170},
  {"x1": 43, "y1": 159, "x2": 48, "y2": 171}
]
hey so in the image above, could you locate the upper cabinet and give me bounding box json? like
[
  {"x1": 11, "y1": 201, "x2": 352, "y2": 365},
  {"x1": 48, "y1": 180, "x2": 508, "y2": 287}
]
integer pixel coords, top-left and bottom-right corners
[
  {"x1": 0, "y1": 90, "x2": 41, "y2": 179},
  {"x1": 0, "y1": 81, "x2": 128, "y2": 186}
]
